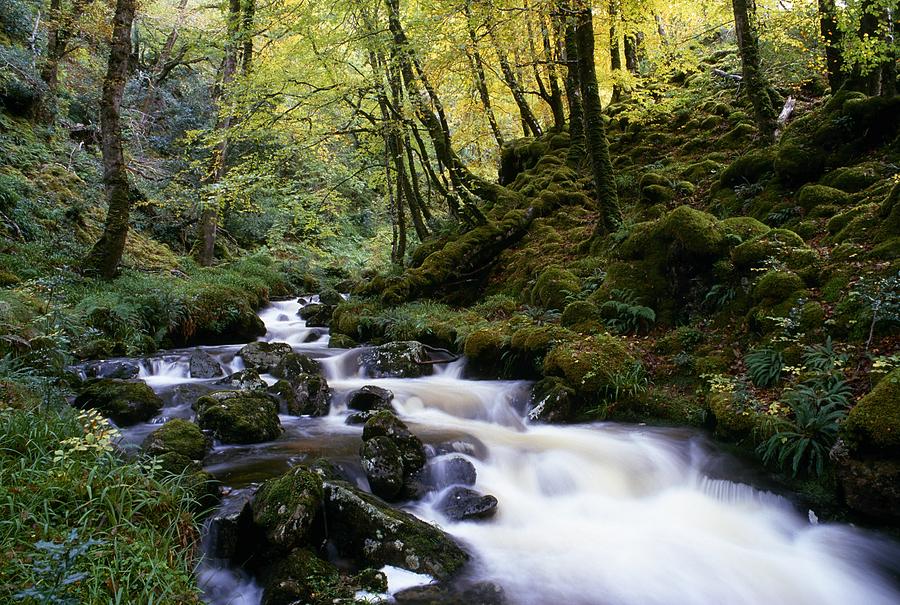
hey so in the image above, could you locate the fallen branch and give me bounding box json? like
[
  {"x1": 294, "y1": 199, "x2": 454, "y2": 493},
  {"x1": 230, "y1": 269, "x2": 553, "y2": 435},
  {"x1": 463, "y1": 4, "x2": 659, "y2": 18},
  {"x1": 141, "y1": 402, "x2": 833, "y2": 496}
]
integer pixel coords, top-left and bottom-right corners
[
  {"x1": 712, "y1": 68, "x2": 742, "y2": 82},
  {"x1": 774, "y1": 95, "x2": 796, "y2": 140}
]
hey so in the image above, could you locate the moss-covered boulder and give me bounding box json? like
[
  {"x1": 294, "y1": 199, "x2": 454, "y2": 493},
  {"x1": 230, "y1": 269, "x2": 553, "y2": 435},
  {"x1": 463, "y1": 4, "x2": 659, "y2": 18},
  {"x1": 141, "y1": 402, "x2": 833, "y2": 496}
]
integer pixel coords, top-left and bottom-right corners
[
  {"x1": 238, "y1": 341, "x2": 293, "y2": 373},
  {"x1": 463, "y1": 326, "x2": 509, "y2": 377},
  {"x1": 561, "y1": 301, "x2": 602, "y2": 328},
  {"x1": 73, "y1": 379, "x2": 164, "y2": 426},
  {"x1": 842, "y1": 369, "x2": 900, "y2": 456},
  {"x1": 142, "y1": 418, "x2": 211, "y2": 461},
  {"x1": 348, "y1": 386, "x2": 394, "y2": 413},
  {"x1": 317, "y1": 288, "x2": 343, "y2": 307},
  {"x1": 253, "y1": 466, "x2": 324, "y2": 552},
  {"x1": 262, "y1": 548, "x2": 348, "y2": 605},
  {"x1": 796, "y1": 184, "x2": 851, "y2": 212},
  {"x1": 215, "y1": 368, "x2": 268, "y2": 392},
  {"x1": 707, "y1": 390, "x2": 760, "y2": 442},
  {"x1": 731, "y1": 228, "x2": 817, "y2": 278},
  {"x1": 837, "y1": 458, "x2": 900, "y2": 523},
  {"x1": 543, "y1": 333, "x2": 635, "y2": 397},
  {"x1": 528, "y1": 377, "x2": 579, "y2": 423},
  {"x1": 196, "y1": 391, "x2": 282, "y2": 444},
  {"x1": 363, "y1": 411, "x2": 426, "y2": 477},
  {"x1": 820, "y1": 164, "x2": 881, "y2": 193},
  {"x1": 328, "y1": 333, "x2": 357, "y2": 349},
  {"x1": 360, "y1": 341, "x2": 431, "y2": 378},
  {"x1": 360, "y1": 436, "x2": 406, "y2": 501},
  {"x1": 322, "y1": 478, "x2": 468, "y2": 578},
  {"x1": 752, "y1": 270, "x2": 804, "y2": 303},
  {"x1": 269, "y1": 353, "x2": 330, "y2": 416},
  {"x1": 720, "y1": 149, "x2": 775, "y2": 188},
  {"x1": 530, "y1": 267, "x2": 581, "y2": 310}
]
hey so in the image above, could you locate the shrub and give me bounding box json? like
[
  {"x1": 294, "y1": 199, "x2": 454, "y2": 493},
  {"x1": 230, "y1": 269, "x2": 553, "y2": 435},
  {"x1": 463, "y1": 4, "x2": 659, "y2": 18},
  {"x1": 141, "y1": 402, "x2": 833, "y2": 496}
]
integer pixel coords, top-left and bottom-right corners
[{"x1": 745, "y1": 347, "x2": 784, "y2": 388}]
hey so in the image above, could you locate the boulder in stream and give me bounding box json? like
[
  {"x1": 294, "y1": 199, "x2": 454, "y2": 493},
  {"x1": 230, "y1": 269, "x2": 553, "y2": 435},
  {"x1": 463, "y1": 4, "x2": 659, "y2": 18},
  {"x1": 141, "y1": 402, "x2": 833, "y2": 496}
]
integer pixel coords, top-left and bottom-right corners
[
  {"x1": 270, "y1": 352, "x2": 331, "y2": 416},
  {"x1": 359, "y1": 341, "x2": 432, "y2": 378},
  {"x1": 73, "y1": 378, "x2": 163, "y2": 426},
  {"x1": 348, "y1": 385, "x2": 394, "y2": 412},
  {"x1": 196, "y1": 391, "x2": 282, "y2": 444},
  {"x1": 360, "y1": 436, "x2": 406, "y2": 500},
  {"x1": 83, "y1": 359, "x2": 140, "y2": 380},
  {"x1": 528, "y1": 377, "x2": 579, "y2": 423},
  {"x1": 435, "y1": 486, "x2": 498, "y2": 521},
  {"x1": 322, "y1": 478, "x2": 469, "y2": 578},
  {"x1": 261, "y1": 548, "x2": 347, "y2": 605},
  {"x1": 189, "y1": 351, "x2": 224, "y2": 378},
  {"x1": 363, "y1": 410, "x2": 427, "y2": 475},
  {"x1": 142, "y1": 418, "x2": 211, "y2": 461},
  {"x1": 252, "y1": 466, "x2": 324, "y2": 552},
  {"x1": 238, "y1": 341, "x2": 293, "y2": 373},
  {"x1": 394, "y1": 581, "x2": 506, "y2": 605},
  {"x1": 298, "y1": 303, "x2": 334, "y2": 328},
  {"x1": 215, "y1": 368, "x2": 267, "y2": 392},
  {"x1": 206, "y1": 490, "x2": 259, "y2": 561}
]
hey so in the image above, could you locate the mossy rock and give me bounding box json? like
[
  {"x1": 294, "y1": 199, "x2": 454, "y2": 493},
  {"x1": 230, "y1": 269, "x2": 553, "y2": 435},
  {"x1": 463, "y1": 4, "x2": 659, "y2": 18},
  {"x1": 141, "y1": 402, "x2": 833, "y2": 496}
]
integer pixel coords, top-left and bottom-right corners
[
  {"x1": 253, "y1": 466, "x2": 324, "y2": 552},
  {"x1": 799, "y1": 301, "x2": 826, "y2": 332},
  {"x1": 73, "y1": 379, "x2": 164, "y2": 426},
  {"x1": 731, "y1": 228, "x2": 817, "y2": 274},
  {"x1": 262, "y1": 548, "x2": 346, "y2": 605},
  {"x1": 641, "y1": 184, "x2": 675, "y2": 205},
  {"x1": 639, "y1": 172, "x2": 668, "y2": 189},
  {"x1": 0, "y1": 270, "x2": 20, "y2": 287},
  {"x1": 530, "y1": 267, "x2": 581, "y2": 310},
  {"x1": 318, "y1": 288, "x2": 343, "y2": 306},
  {"x1": 796, "y1": 184, "x2": 851, "y2": 211},
  {"x1": 509, "y1": 325, "x2": 576, "y2": 357},
  {"x1": 543, "y1": 333, "x2": 635, "y2": 396},
  {"x1": 142, "y1": 418, "x2": 211, "y2": 461},
  {"x1": 752, "y1": 270, "x2": 804, "y2": 303},
  {"x1": 653, "y1": 326, "x2": 705, "y2": 355},
  {"x1": 360, "y1": 341, "x2": 431, "y2": 378},
  {"x1": 322, "y1": 478, "x2": 468, "y2": 578},
  {"x1": 820, "y1": 164, "x2": 881, "y2": 193},
  {"x1": 529, "y1": 377, "x2": 579, "y2": 423},
  {"x1": 720, "y1": 149, "x2": 775, "y2": 188},
  {"x1": 707, "y1": 390, "x2": 761, "y2": 441},
  {"x1": 774, "y1": 141, "x2": 826, "y2": 186},
  {"x1": 842, "y1": 369, "x2": 900, "y2": 457},
  {"x1": 680, "y1": 160, "x2": 724, "y2": 183},
  {"x1": 719, "y1": 123, "x2": 755, "y2": 146},
  {"x1": 360, "y1": 436, "x2": 406, "y2": 501},
  {"x1": 829, "y1": 203, "x2": 880, "y2": 244},
  {"x1": 328, "y1": 333, "x2": 357, "y2": 349},
  {"x1": 362, "y1": 410, "x2": 426, "y2": 476},
  {"x1": 238, "y1": 341, "x2": 293, "y2": 373},
  {"x1": 719, "y1": 216, "x2": 770, "y2": 242},
  {"x1": 463, "y1": 327, "x2": 508, "y2": 376},
  {"x1": 561, "y1": 301, "x2": 602, "y2": 328},
  {"x1": 196, "y1": 392, "x2": 282, "y2": 444}
]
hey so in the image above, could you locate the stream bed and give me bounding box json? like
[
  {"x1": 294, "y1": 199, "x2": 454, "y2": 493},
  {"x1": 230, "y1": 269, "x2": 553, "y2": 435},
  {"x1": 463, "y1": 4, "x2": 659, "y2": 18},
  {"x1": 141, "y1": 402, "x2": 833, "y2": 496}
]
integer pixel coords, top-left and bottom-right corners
[{"x1": 114, "y1": 298, "x2": 900, "y2": 605}]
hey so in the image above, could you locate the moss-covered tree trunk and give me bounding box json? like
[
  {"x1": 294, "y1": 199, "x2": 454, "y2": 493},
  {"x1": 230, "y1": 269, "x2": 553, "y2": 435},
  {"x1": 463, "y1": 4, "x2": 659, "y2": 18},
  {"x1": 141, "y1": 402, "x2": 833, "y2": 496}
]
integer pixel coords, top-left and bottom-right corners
[
  {"x1": 575, "y1": 2, "x2": 621, "y2": 234},
  {"x1": 489, "y1": 27, "x2": 543, "y2": 137},
  {"x1": 731, "y1": 0, "x2": 777, "y2": 140},
  {"x1": 624, "y1": 32, "x2": 639, "y2": 74},
  {"x1": 38, "y1": 0, "x2": 86, "y2": 122},
  {"x1": 560, "y1": 2, "x2": 585, "y2": 165},
  {"x1": 609, "y1": 0, "x2": 623, "y2": 103},
  {"x1": 540, "y1": 12, "x2": 567, "y2": 129},
  {"x1": 817, "y1": 0, "x2": 845, "y2": 93},
  {"x1": 85, "y1": 0, "x2": 136, "y2": 278}
]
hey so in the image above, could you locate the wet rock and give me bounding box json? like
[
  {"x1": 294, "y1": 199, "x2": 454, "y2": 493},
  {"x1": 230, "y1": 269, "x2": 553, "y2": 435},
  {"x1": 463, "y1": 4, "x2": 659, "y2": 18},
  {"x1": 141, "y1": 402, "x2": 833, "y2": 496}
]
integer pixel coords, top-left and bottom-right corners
[
  {"x1": 189, "y1": 351, "x2": 223, "y2": 378},
  {"x1": 142, "y1": 418, "x2": 211, "y2": 461},
  {"x1": 238, "y1": 342, "x2": 293, "y2": 373},
  {"x1": 262, "y1": 548, "x2": 347, "y2": 605},
  {"x1": 318, "y1": 288, "x2": 343, "y2": 307},
  {"x1": 73, "y1": 379, "x2": 163, "y2": 426},
  {"x1": 171, "y1": 383, "x2": 213, "y2": 406},
  {"x1": 215, "y1": 369, "x2": 267, "y2": 392},
  {"x1": 363, "y1": 411, "x2": 426, "y2": 476},
  {"x1": 528, "y1": 377, "x2": 578, "y2": 423},
  {"x1": 837, "y1": 457, "x2": 900, "y2": 523},
  {"x1": 360, "y1": 436, "x2": 406, "y2": 500},
  {"x1": 322, "y1": 479, "x2": 469, "y2": 578},
  {"x1": 346, "y1": 410, "x2": 380, "y2": 425},
  {"x1": 252, "y1": 466, "x2": 324, "y2": 552},
  {"x1": 360, "y1": 341, "x2": 432, "y2": 378},
  {"x1": 84, "y1": 360, "x2": 140, "y2": 380},
  {"x1": 196, "y1": 392, "x2": 282, "y2": 444},
  {"x1": 271, "y1": 353, "x2": 330, "y2": 416},
  {"x1": 348, "y1": 385, "x2": 394, "y2": 412},
  {"x1": 353, "y1": 568, "x2": 388, "y2": 593},
  {"x1": 206, "y1": 491, "x2": 259, "y2": 560},
  {"x1": 394, "y1": 581, "x2": 505, "y2": 605},
  {"x1": 424, "y1": 456, "x2": 477, "y2": 489},
  {"x1": 299, "y1": 303, "x2": 334, "y2": 328},
  {"x1": 328, "y1": 333, "x2": 357, "y2": 349},
  {"x1": 435, "y1": 487, "x2": 498, "y2": 521}
]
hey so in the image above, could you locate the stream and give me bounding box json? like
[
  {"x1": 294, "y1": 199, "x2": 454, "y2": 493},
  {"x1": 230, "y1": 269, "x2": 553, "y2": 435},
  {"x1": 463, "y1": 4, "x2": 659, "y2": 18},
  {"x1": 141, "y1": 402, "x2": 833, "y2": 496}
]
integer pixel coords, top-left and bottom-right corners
[{"x1": 115, "y1": 297, "x2": 900, "y2": 605}]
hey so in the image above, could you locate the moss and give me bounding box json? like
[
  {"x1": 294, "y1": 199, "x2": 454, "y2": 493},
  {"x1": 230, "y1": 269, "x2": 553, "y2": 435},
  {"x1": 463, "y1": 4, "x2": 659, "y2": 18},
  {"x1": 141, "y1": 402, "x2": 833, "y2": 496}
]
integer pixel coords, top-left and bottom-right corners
[
  {"x1": 720, "y1": 149, "x2": 775, "y2": 188},
  {"x1": 752, "y1": 270, "x2": 804, "y2": 303},
  {"x1": 143, "y1": 419, "x2": 211, "y2": 461},
  {"x1": 828, "y1": 203, "x2": 880, "y2": 244},
  {"x1": 707, "y1": 390, "x2": 763, "y2": 442},
  {"x1": 680, "y1": 160, "x2": 724, "y2": 183},
  {"x1": 328, "y1": 333, "x2": 357, "y2": 349},
  {"x1": 263, "y1": 548, "x2": 345, "y2": 605},
  {"x1": 0, "y1": 270, "x2": 20, "y2": 286},
  {"x1": 196, "y1": 392, "x2": 282, "y2": 444},
  {"x1": 463, "y1": 326, "x2": 508, "y2": 374},
  {"x1": 543, "y1": 333, "x2": 636, "y2": 396},
  {"x1": 719, "y1": 216, "x2": 770, "y2": 242},
  {"x1": 797, "y1": 184, "x2": 851, "y2": 211},
  {"x1": 731, "y1": 228, "x2": 816, "y2": 273},
  {"x1": 653, "y1": 326, "x2": 705, "y2": 355},
  {"x1": 657, "y1": 205, "x2": 726, "y2": 256},
  {"x1": 73, "y1": 379, "x2": 164, "y2": 426},
  {"x1": 510, "y1": 324, "x2": 576, "y2": 354},
  {"x1": 820, "y1": 164, "x2": 881, "y2": 193},
  {"x1": 774, "y1": 141, "x2": 826, "y2": 187},
  {"x1": 719, "y1": 123, "x2": 755, "y2": 146},
  {"x1": 799, "y1": 301, "x2": 826, "y2": 332},
  {"x1": 700, "y1": 115, "x2": 723, "y2": 129},
  {"x1": 639, "y1": 172, "x2": 668, "y2": 189},
  {"x1": 869, "y1": 237, "x2": 900, "y2": 261},
  {"x1": 842, "y1": 369, "x2": 900, "y2": 456},
  {"x1": 253, "y1": 466, "x2": 324, "y2": 551},
  {"x1": 561, "y1": 301, "x2": 601, "y2": 327},
  {"x1": 641, "y1": 184, "x2": 675, "y2": 205},
  {"x1": 530, "y1": 267, "x2": 581, "y2": 310}
]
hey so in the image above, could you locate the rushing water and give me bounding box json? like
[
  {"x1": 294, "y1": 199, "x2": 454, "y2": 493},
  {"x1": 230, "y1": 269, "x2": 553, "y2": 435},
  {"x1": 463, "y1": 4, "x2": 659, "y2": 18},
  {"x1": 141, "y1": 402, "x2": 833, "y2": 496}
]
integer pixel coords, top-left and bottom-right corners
[{"x1": 117, "y1": 297, "x2": 900, "y2": 605}]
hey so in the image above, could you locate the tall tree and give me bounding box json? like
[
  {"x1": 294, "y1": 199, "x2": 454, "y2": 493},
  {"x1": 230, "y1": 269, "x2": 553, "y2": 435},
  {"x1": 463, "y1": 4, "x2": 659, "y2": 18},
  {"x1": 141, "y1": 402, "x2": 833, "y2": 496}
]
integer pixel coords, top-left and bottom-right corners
[
  {"x1": 574, "y1": 0, "x2": 620, "y2": 234},
  {"x1": 817, "y1": 0, "x2": 845, "y2": 93},
  {"x1": 731, "y1": 0, "x2": 777, "y2": 140},
  {"x1": 559, "y1": 0, "x2": 585, "y2": 165},
  {"x1": 38, "y1": 0, "x2": 86, "y2": 121},
  {"x1": 464, "y1": 0, "x2": 505, "y2": 148},
  {"x1": 609, "y1": 0, "x2": 623, "y2": 102},
  {"x1": 488, "y1": 24, "x2": 543, "y2": 136},
  {"x1": 85, "y1": 0, "x2": 137, "y2": 278}
]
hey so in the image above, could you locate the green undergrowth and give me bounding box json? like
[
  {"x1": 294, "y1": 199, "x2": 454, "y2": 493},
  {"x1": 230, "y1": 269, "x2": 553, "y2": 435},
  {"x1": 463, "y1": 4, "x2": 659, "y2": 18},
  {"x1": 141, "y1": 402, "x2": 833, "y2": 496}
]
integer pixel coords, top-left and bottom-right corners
[{"x1": 0, "y1": 405, "x2": 206, "y2": 603}]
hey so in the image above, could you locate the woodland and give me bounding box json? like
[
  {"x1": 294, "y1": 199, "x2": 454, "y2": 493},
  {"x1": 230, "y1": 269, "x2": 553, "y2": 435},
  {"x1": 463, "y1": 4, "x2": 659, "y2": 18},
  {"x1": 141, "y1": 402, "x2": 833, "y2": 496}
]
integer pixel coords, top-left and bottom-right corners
[{"x1": 1, "y1": 0, "x2": 899, "y2": 602}]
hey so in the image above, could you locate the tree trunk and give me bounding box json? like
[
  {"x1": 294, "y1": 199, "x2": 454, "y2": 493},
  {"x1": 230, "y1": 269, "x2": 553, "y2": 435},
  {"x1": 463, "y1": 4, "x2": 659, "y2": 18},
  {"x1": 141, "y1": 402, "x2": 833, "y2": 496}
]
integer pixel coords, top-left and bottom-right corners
[
  {"x1": 817, "y1": 0, "x2": 845, "y2": 93},
  {"x1": 609, "y1": 0, "x2": 622, "y2": 103},
  {"x1": 561, "y1": 2, "x2": 585, "y2": 165},
  {"x1": 575, "y1": 2, "x2": 620, "y2": 234},
  {"x1": 538, "y1": 11, "x2": 566, "y2": 129},
  {"x1": 464, "y1": 0, "x2": 504, "y2": 148},
  {"x1": 197, "y1": 0, "x2": 241, "y2": 266},
  {"x1": 85, "y1": 0, "x2": 136, "y2": 278},
  {"x1": 624, "y1": 33, "x2": 639, "y2": 73},
  {"x1": 38, "y1": 0, "x2": 85, "y2": 122},
  {"x1": 240, "y1": 0, "x2": 255, "y2": 74},
  {"x1": 489, "y1": 27, "x2": 543, "y2": 137},
  {"x1": 732, "y1": 0, "x2": 777, "y2": 140}
]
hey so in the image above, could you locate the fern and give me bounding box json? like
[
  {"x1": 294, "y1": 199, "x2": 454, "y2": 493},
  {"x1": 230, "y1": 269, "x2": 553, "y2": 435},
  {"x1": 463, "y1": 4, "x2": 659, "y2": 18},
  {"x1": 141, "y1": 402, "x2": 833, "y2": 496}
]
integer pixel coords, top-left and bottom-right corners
[
  {"x1": 600, "y1": 289, "x2": 656, "y2": 335},
  {"x1": 745, "y1": 347, "x2": 783, "y2": 388},
  {"x1": 703, "y1": 283, "x2": 736, "y2": 311},
  {"x1": 802, "y1": 337, "x2": 848, "y2": 376}
]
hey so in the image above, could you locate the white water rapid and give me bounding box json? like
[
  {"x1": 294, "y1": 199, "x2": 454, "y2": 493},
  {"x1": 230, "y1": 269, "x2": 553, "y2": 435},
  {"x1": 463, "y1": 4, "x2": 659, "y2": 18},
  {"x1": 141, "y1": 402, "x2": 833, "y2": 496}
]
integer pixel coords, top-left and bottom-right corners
[{"x1": 120, "y1": 298, "x2": 900, "y2": 605}]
